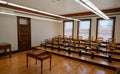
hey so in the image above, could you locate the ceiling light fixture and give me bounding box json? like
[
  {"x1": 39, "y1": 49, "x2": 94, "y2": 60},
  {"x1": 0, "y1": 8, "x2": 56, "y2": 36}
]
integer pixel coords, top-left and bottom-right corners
[
  {"x1": 75, "y1": 0, "x2": 110, "y2": 19},
  {"x1": 0, "y1": 9, "x2": 62, "y2": 22},
  {"x1": 0, "y1": 0, "x2": 80, "y2": 21},
  {"x1": 0, "y1": 11, "x2": 15, "y2": 15}
]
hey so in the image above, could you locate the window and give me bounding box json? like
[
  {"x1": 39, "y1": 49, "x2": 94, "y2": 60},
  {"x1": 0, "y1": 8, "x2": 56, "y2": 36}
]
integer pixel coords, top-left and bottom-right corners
[
  {"x1": 63, "y1": 20, "x2": 74, "y2": 37},
  {"x1": 78, "y1": 19, "x2": 91, "y2": 39},
  {"x1": 97, "y1": 17, "x2": 115, "y2": 41}
]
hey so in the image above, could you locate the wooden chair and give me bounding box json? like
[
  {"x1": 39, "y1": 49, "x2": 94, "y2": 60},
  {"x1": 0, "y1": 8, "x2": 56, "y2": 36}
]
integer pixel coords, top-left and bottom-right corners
[
  {"x1": 58, "y1": 35, "x2": 62, "y2": 39},
  {"x1": 108, "y1": 38, "x2": 116, "y2": 44},
  {"x1": 68, "y1": 40, "x2": 74, "y2": 48},
  {"x1": 69, "y1": 35, "x2": 72, "y2": 39},
  {"x1": 107, "y1": 38, "x2": 116, "y2": 51},
  {"x1": 74, "y1": 37, "x2": 79, "y2": 44},
  {"x1": 96, "y1": 37, "x2": 103, "y2": 44},
  {"x1": 78, "y1": 36, "x2": 83, "y2": 40},
  {"x1": 64, "y1": 35, "x2": 67, "y2": 38},
  {"x1": 81, "y1": 36, "x2": 92, "y2": 46},
  {"x1": 58, "y1": 38, "x2": 63, "y2": 45},
  {"x1": 63, "y1": 35, "x2": 68, "y2": 42},
  {"x1": 116, "y1": 43, "x2": 120, "y2": 49},
  {"x1": 94, "y1": 37, "x2": 104, "y2": 52},
  {"x1": 78, "y1": 36, "x2": 84, "y2": 45},
  {"x1": 90, "y1": 37, "x2": 97, "y2": 49}
]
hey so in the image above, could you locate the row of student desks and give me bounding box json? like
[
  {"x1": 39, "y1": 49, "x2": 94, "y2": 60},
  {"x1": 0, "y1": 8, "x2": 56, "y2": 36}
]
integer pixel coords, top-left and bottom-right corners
[
  {"x1": 34, "y1": 44, "x2": 120, "y2": 71},
  {"x1": 0, "y1": 42, "x2": 120, "y2": 73}
]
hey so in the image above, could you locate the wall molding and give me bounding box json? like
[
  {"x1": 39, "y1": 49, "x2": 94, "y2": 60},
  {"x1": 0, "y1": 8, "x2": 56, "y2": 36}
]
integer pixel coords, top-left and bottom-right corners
[{"x1": 62, "y1": 8, "x2": 120, "y2": 17}]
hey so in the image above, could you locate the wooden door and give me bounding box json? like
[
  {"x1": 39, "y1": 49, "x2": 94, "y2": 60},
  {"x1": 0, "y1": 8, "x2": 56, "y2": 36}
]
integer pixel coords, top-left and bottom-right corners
[{"x1": 17, "y1": 17, "x2": 31, "y2": 51}]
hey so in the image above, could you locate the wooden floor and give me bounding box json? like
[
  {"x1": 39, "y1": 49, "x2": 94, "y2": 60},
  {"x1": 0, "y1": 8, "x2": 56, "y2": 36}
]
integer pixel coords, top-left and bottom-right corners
[{"x1": 0, "y1": 51, "x2": 115, "y2": 74}]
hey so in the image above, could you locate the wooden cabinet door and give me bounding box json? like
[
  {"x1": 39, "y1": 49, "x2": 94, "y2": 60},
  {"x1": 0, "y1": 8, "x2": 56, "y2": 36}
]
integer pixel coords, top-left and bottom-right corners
[{"x1": 17, "y1": 17, "x2": 31, "y2": 51}]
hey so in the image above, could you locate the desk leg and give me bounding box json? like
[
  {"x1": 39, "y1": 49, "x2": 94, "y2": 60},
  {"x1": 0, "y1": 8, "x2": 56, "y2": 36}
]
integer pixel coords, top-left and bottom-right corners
[
  {"x1": 50, "y1": 56, "x2": 52, "y2": 71},
  {"x1": 9, "y1": 47, "x2": 11, "y2": 58},
  {"x1": 41, "y1": 61, "x2": 43, "y2": 74},
  {"x1": 5, "y1": 49, "x2": 7, "y2": 55},
  {"x1": 36, "y1": 59, "x2": 37, "y2": 64},
  {"x1": 26, "y1": 54, "x2": 28, "y2": 68}
]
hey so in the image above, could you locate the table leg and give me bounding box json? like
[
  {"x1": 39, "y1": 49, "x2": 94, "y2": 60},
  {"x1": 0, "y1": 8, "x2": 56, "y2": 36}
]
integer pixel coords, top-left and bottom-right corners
[
  {"x1": 5, "y1": 49, "x2": 7, "y2": 55},
  {"x1": 9, "y1": 47, "x2": 11, "y2": 58},
  {"x1": 36, "y1": 59, "x2": 37, "y2": 64},
  {"x1": 26, "y1": 54, "x2": 28, "y2": 68},
  {"x1": 50, "y1": 56, "x2": 52, "y2": 71},
  {"x1": 41, "y1": 61, "x2": 43, "y2": 74}
]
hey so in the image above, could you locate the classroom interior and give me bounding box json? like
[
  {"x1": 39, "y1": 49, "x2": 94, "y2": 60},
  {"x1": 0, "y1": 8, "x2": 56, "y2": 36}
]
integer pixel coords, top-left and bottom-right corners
[{"x1": 0, "y1": 0, "x2": 120, "y2": 74}]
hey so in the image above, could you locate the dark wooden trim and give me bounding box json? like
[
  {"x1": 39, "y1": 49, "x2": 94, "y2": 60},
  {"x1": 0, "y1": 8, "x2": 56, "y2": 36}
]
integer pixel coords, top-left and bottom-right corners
[
  {"x1": 72, "y1": 20, "x2": 74, "y2": 39},
  {"x1": 96, "y1": 19, "x2": 99, "y2": 39},
  {"x1": 0, "y1": 50, "x2": 18, "y2": 57},
  {"x1": 96, "y1": 17, "x2": 116, "y2": 39},
  {"x1": 89, "y1": 19, "x2": 92, "y2": 39},
  {"x1": 77, "y1": 19, "x2": 92, "y2": 39},
  {"x1": 0, "y1": 3, "x2": 58, "y2": 18},
  {"x1": 77, "y1": 21, "x2": 79, "y2": 39},
  {"x1": 112, "y1": 17, "x2": 116, "y2": 38},
  {"x1": 17, "y1": 16, "x2": 19, "y2": 50},
  {"x1": 63, "y1": 20, "x2": 74, "y2": 38},
  {"x1": 0, "y1": 48, "x2": 35, "y2": 57},
  {"x1": 62, "y1": 8, "x2": 120, "y2": 17},
  {"x1": 1, "y1": 3, "x2": 120, "y2": 18}
]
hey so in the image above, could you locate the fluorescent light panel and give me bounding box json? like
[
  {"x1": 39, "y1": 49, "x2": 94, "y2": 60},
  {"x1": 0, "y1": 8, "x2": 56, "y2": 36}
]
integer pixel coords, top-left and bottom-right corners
[
  {"x1": 0, "y1": 10, "x2": 62, "y2": 22},
  {"x1": 0, "y1": 0, "x2": 7, "y2": 4},
  {"x1": 75, "y1": 0, "x2": 109, "y2": 19},
  {"x1": 0, "y1": 11, "x2": 15, "y2": 15},
  {"x1": 0, "y1": 0, "x2": 80, "y2": 21}
]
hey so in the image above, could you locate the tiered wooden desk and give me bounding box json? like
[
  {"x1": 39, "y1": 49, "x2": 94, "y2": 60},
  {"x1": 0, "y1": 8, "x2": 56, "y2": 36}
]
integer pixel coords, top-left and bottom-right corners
[
  {"x1": 0, "y1": 43, "x2": 11, "y2": 58},
  {"x1": 35, "y1": 46, "x2": 120, "y2": 71},
  {"x1": 34, "y1": 38, "x2": 120, "y2": 71}
]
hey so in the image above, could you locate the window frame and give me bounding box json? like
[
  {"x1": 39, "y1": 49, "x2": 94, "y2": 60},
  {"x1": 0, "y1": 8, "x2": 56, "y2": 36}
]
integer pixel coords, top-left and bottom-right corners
[
  {"x1": 77, "y1": 19, "x2": 92, "y2": 39},
  {"x1": 63, "y1": 20, "x2": 74, "y2": 38},
  {"x1": 96, "y1": 17, "x2": 116, "y2": 40}
]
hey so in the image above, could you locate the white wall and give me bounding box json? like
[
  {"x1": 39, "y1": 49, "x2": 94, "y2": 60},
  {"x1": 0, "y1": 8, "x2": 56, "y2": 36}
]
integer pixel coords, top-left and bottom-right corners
[
  {"x1": 57, "y1": 14, "x2": 120, "y2": 43},
  {"x1": 0, "y1": 15, "x2": 18, "y2": 51},
  {"x1": 31, "y1": 19, "x2": 58, "y2": 47},
  {"x1": 0, "y1": 14, "x2": 58, "y2": 51}
]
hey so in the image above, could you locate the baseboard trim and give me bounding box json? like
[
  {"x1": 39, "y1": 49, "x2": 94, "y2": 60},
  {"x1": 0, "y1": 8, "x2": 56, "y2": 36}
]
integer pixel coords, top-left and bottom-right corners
[{"x1": 0, "y1": 48, "x2": 33, "y2": 57}]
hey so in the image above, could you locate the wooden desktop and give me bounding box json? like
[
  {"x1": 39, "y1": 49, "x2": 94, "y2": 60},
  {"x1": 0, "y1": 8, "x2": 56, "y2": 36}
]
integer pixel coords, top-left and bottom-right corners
[{"x1": 0, "y1": 43, "x2": 11, "y2": 58}]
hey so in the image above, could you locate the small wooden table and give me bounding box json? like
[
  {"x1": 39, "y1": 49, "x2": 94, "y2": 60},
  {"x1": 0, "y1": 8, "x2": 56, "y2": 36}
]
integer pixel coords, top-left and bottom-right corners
[
  {"x1": 26, "y1": 49, "x2": 52, "y2": 74},
  {"x1": 0, "y1": 43, "x2": 11, "y2": 58}
]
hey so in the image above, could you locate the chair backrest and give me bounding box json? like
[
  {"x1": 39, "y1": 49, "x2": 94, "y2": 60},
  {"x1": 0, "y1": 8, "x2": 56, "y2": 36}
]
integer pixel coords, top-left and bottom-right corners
[
  {"x1": 45, "y1": 39, "x2": 48, "y2": 43},
  {"x1": 96, "y1": 37, "x2": 103, "y2": 43},
  {"x1": 108, "y1": 38, "x2": 116, "y2": 43},
  {"x1": 87, "y1": 36, "x2": 93, "y2": 43},
  {"x1": 64, "y1": 35, "x2": 67, "y2": 38},
  {"x1": 69, "y1": 35, "x2": 72, "y2": 39},
  {"x1": 78, "y1": 36, "x2": 83, "y2": 40},
  {"x1": 108, "y1": 38, "x2": 116, "y2": 46},
  {"x1": 58, "y1": 35, "x2": 62, "y2": 38}
]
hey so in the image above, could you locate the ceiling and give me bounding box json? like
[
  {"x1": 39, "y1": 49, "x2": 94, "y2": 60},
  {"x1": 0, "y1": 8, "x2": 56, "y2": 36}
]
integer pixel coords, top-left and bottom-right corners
[{"x1": 6, "y1": 0, "x2": 120, "y2": 15}]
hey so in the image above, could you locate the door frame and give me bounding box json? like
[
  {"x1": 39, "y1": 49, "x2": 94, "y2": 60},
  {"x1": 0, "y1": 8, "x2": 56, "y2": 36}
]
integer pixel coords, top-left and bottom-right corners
[{"x1": 17, "y1": 16, "x2": 31, "y2": 51}]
